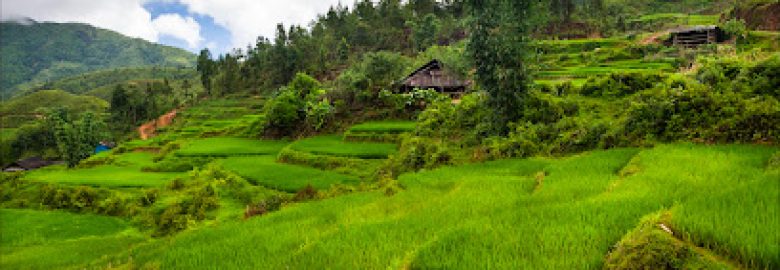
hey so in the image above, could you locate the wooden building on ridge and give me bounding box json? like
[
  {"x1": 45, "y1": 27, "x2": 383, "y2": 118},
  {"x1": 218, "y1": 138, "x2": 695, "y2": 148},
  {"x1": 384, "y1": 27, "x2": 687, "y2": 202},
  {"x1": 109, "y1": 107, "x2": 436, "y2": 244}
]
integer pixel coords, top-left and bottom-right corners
[
  {"x1": 397, "y1": 59, "x2": 468, "y2": 98},
  {"x1": 666, "y1": 25, "x2": 726, "y2": 47}
]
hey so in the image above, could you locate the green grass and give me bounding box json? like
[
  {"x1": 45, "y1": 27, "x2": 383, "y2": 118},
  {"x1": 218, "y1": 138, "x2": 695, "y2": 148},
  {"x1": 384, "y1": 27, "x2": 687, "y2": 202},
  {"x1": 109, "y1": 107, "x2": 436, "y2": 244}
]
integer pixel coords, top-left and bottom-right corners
[
  {"x1": 1, "y1": 128, "x2": 17, "y2": 142},
  {"x1": 631, "y1": 13, "x2": 719, "y2": 26},
  {"x1": 121, "y1": 144, "x2": 777, "y2": 269},
  {"x1": 23, "y1": 152, "x2": 180, "y2": 187},
  {"x1": 0, "y1": 209, "x2": 144, "y2": 270},
  {"x1": 175, "y1": 137, "x2": 289, "y2": 157},
  {"x1": 288, "y1": 135, "x2": 398, "y2": 159},
  {"x1": 220, "y1": 156, "x2": 361, "y2": 192},
  {"x1": 348, "y1": 121, "x2": 416, "y2": 133}
]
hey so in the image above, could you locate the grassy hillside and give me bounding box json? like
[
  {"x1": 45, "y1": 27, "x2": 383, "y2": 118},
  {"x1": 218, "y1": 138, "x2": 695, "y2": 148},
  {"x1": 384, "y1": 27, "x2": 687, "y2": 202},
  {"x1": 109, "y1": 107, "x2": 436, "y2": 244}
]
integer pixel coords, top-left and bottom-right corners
[
  {"x1": 114, "y1": 144, "x2": 777, "y2": 269},
  {"x1": 0, "y1": 90, "x2": 107, "y2": 128},
  {"x1": 0, "y1": 20, "x2": 195, "y2": 98},
  {"x1": 14, "y1": 66, "x2": 198, "y2": 98},
  {"x1": 0, "y1": 209, "x2": 145, "y2": 270}
]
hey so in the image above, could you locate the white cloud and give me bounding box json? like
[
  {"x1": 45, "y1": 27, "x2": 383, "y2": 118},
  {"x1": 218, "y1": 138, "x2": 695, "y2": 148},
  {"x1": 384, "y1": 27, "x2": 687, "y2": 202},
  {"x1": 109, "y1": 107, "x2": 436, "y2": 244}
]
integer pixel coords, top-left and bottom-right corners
[
  {"x1": 1, "y1": 0, "x2": 158, "y2": 42},
  {"x1": 1, "y1": 0, "x2": 356, "y2": 53},
  {"x1": 152, "y1": 13, "x2": 202, "y2": 48},
  {"x1": 177, "y1": 0, "x2": 356, "y2": 49}
]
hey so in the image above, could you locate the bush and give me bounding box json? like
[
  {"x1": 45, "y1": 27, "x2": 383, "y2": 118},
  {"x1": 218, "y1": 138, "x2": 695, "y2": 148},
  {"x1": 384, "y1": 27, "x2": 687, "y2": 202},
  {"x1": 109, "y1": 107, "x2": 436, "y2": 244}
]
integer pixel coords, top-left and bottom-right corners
[
  {"x1": 142, "y1": 157, "x2": 211, "y2": 172},
  {"x1": 383, "y1": 136, "x2": 453, "y2": 177},
  {"x1": 415, "y1": 92, "x2": 489, "y2": 143},
  {"x1": 604, "y1": 212, "x2": 725, "y2": 269},
  {"x1": 262, "y1": 89, "x2": 305, "y2": 137},
  {"x1": 581, "y1": 72, "x2": 664, "y2": 97}
]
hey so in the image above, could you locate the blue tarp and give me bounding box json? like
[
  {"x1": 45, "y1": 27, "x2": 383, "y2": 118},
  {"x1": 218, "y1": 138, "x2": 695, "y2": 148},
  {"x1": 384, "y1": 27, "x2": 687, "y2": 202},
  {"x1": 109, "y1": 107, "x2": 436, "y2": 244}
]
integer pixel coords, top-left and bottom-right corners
[{"x1": 95, "y1": 145, "x2": 111, "y2": 153}]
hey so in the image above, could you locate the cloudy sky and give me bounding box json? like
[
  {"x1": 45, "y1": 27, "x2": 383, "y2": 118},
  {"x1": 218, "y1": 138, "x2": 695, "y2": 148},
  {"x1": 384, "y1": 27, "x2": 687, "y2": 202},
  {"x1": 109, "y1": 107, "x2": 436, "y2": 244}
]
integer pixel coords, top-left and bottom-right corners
[{"x1": 1, "y1": 0, "x2": 358, "y2": 55}]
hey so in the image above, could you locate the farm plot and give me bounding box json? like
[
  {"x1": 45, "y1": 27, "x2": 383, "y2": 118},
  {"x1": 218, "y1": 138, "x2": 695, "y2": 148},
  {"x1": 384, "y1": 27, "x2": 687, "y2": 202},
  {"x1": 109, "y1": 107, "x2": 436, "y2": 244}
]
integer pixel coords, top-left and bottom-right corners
[
  {"x1": 129, "y1": 144, "x2": 778, "y2": 269},
  {"x1": 220, "y1": 156, "x2": 361, "y2": 192},
  {"x1": 23, "y1": 152, "x2": 180, "y2": 188},
  {"x1": 0, "y1": 209, "x2": 145, "y2": 270},
  {"x1": 345, "y1": 121, "x2": 416, "y2": 142},
  {"x1": 289, "y1": 135, "x2": 397, "y2": 159},
  {"x1": 175, "y1": 137, "x2": 289, "y2": 157}
]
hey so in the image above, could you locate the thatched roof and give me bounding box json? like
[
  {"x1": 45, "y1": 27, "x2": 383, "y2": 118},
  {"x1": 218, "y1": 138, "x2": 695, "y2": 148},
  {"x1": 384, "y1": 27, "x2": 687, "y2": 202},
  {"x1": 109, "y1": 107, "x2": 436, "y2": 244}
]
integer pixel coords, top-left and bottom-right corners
[{"x1": 397, "y1": 59, "x2": 468, "y2": 93}]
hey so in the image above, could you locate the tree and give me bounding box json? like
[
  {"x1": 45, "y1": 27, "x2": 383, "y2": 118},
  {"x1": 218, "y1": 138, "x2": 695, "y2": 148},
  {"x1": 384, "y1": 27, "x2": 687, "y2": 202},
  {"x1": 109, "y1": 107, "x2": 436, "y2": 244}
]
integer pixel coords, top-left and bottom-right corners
[
  {"x1": 109, "y1": 84, "x2": 129, "y2": 124},
  {"x1": 196, "y1": 49, "x2": 216, "y2": 95},
  {"x1": 409, "y1": 14, "x2": 441, "y2": 52},
  {"x1": 467, "y1": 0, "x2": 534, "y2": 135},
  {"x1": 49, "y1": 110, "x2": 107, "y2": 167}
]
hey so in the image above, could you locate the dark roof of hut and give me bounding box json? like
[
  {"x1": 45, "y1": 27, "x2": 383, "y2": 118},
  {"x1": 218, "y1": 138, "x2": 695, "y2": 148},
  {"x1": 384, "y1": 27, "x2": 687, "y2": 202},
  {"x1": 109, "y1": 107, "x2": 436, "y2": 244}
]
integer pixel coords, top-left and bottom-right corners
[
  {"x1": 402, "y1": 59, "x2": 445, "y2": 80},
  {"x1": 669, "y1": 25, "x2": 720, "y2": 34},
  {"x1": 5, "y1": 157, "x2": 61, "y2": 170},
  {"x1": 397, "y1": 59, "x2": 468, "y2": 90}
]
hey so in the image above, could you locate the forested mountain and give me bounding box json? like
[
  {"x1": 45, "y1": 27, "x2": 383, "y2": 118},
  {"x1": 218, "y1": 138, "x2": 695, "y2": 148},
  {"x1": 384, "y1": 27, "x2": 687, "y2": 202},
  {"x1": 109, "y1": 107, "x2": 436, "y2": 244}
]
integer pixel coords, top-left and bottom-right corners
[{"x1": 0, "y1": 19, "x2": 195, "y2": 98}]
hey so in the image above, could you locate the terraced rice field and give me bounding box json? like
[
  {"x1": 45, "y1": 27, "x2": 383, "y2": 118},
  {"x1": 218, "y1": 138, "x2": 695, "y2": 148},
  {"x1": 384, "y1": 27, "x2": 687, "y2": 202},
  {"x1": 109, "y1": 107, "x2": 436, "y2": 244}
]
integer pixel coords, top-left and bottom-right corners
[
  {"x1": 0, "y1": 209, "x2": 145, "y2": 270},
  {"x1": 175, "y1": 137, "x2": 289, "y2": 157},
  {"x1": 22, "y1": 153, "x2": 180, "y2": 187},
  {"x1": 122, "y1": 144, "x2": 778, "y2": 269},
  {"x1": 220, "y1": 156, "x2": 361, "y2": 192},
  {"x1": 289, "y1": 135, "x2": 398, "y2": 159}
]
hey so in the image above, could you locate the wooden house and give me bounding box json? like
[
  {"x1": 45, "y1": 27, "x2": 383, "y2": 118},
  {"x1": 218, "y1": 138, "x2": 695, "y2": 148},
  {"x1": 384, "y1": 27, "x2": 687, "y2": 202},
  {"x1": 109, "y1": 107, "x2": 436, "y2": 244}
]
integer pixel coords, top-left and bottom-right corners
[
  {"x1": 666, "y1": 26, "x2": 726, "y2": 47},
  {"x1": 397, "y1": 60, "x2": 468, "y2": 98},
  {"x1": 3, "y1": 157, "x2": 61, "y2": 172}
]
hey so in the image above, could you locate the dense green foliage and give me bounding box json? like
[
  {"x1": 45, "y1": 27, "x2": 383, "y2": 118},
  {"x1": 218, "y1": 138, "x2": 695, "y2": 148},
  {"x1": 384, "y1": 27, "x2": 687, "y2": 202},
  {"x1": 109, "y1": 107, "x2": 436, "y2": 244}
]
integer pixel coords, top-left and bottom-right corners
[{"x1": 0, "y1": 21, "x2": 194, "y2": 97}]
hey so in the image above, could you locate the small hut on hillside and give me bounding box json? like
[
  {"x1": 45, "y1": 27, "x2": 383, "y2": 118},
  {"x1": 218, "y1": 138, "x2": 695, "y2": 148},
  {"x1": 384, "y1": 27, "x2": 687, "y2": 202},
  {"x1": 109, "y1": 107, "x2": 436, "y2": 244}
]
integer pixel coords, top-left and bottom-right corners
[
  {"x1": 666, "y1": 26, "x2": 726, "y2": 47},
  {"x1": 3, "y1": 157, "x2": 61, "y2": 172},
  {"x1": 397, "y1": 60, "x2": 468, "y2": 99}
]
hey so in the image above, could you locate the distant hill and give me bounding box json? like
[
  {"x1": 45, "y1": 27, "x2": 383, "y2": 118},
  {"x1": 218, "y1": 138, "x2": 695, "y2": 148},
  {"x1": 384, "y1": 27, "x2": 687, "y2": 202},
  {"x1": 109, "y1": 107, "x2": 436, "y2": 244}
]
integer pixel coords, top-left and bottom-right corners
[
  {"x1": 14, "y1": 66, "x2": 199, "y2": 99},
  {"x1": 0, "y1": 19, "x2": 195, "y2": 98},
  {"x1": 0, "y1": 89, "x2": 108, "y2": 128}
]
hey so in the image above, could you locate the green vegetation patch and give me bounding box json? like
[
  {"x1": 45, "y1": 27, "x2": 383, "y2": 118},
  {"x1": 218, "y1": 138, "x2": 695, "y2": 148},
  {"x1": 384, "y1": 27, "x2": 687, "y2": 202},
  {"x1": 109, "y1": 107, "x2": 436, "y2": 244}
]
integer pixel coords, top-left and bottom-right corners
[
  {"x1": 0, "y1": 209, "x2": 144, "y2": 270},
  {"x1": 125, "y1": 144, "x2": 777, "y2": 269},
  {"x1": 220, "y1": 156, "x2": 361, "y2": 192},
  {"x1": 288, "y1": 135, "x2": 398, "y2": 159},
  {"x1": 23, "y1": 152, "x2": 180, "y2": 187},
  {"x1": 175, "y1": 137, "x2": 289, "y2": 157},
  {"x1": 0, "y1": 89, "x2": 108, "y2": 117},
  {"x1": 348, "y1": 121, "x2": 416, "y2": 133}
]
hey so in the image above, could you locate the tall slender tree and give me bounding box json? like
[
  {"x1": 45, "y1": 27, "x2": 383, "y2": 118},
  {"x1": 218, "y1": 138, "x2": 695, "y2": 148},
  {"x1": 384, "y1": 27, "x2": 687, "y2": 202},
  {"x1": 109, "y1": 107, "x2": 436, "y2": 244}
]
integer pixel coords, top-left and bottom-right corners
[
  {"x1": 467, "y1": 0, "x2": 534, "y2": 135},
  {"x1": 197, "y1": 48, "x2": 216, "y2": 95}
]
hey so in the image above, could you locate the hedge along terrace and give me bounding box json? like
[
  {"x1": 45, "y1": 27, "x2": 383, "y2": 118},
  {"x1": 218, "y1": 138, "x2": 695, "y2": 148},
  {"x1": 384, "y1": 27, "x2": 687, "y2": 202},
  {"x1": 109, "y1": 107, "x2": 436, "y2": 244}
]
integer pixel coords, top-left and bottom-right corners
[
  {"x1": 288, "y1": 135, "x2": 398, "y2": 159},
  {"x1": 174, "y1": 137, "x2": 289, "y2": 157}
]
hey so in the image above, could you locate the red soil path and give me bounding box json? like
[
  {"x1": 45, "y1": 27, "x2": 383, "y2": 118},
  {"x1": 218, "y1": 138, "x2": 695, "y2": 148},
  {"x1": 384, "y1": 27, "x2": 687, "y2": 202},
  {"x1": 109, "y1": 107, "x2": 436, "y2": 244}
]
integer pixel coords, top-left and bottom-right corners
[{"x1": 138, "y1": 109, "x2": 178, "y2": 140}]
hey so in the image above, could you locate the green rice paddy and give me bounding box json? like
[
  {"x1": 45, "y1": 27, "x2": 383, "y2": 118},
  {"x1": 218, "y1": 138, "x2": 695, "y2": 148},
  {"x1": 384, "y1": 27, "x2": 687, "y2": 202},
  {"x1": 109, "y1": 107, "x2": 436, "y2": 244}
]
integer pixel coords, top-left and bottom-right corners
[
  {"x1": 289, "y1": 135, "x2": 398, "y2": 159},
  {"x1": 118, "y1": 143, "x2": 778, "y2": 269},
  {"x1": 0, "y1": 209, "x2": 144, "y2": 270},
  {"x1": 23, "y1": 152, "x2": 180, "y2": 187},
  {"x1": 175, "y1": 137, "x2": 289, "y2": 157},
  {"x1": 347, "y1": 121, "x2": 416, "y2": 133},
  {"x1": 220, "y1": 156, "x2": 361, "y2": 192}
]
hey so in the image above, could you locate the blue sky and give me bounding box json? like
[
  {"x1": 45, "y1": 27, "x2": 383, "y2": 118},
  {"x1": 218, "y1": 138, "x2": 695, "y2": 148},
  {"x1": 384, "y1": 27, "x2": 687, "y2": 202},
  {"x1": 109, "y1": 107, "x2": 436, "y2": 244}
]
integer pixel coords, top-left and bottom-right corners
[
  {"x1": 143, "y1": 1, "x2": 231, "y2": 54},
  {"x1": 2, "y1": 0, "x2": 357, "y2": 56}
]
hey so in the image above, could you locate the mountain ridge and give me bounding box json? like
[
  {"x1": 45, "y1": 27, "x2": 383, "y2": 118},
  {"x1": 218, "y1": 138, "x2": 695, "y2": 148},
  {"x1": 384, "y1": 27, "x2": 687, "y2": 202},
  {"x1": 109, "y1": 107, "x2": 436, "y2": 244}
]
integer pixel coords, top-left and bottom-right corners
[{"x1": 0, "y1": 19, "x2": 196, "y2": 98}]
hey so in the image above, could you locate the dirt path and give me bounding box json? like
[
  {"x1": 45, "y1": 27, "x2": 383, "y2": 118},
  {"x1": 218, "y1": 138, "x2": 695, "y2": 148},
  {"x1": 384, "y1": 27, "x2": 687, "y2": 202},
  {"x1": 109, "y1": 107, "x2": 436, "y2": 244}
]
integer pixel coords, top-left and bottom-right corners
[
  {"x1": 640, "y1": 31, "x2": 668, "y2": 45},
  {"x1": 138, "y1": 109, "x2": 178, "y2": 140}
]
